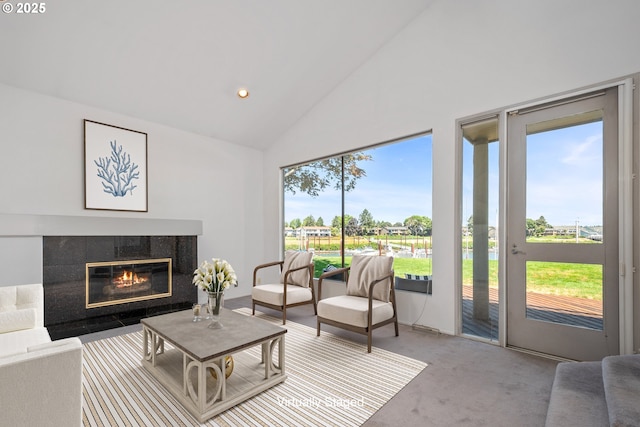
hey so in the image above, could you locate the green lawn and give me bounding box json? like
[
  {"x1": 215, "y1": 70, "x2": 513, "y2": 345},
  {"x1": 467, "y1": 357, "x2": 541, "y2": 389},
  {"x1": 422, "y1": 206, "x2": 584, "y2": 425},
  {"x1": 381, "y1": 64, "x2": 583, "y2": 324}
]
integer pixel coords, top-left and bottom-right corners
[
  {"x1": 313, "y1": 256, "x2": 602, "y2": 300},
  {"x1": 461, "y1": 260, "x2": 602, "y2": 300},
  {"x1": 521, "y1": 261, "x2": 602, "y2": 300}
]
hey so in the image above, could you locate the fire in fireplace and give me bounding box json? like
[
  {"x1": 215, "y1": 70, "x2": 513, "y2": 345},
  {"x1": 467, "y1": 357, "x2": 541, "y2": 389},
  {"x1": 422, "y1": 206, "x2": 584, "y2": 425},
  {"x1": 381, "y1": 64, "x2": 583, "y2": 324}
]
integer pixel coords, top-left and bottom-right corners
[
  {"x1": 110, "y1": 270, "x2": 149, "y2": 291},
  {"x1": 86, "y1": 258, "x2": 172, "y2": 308}
]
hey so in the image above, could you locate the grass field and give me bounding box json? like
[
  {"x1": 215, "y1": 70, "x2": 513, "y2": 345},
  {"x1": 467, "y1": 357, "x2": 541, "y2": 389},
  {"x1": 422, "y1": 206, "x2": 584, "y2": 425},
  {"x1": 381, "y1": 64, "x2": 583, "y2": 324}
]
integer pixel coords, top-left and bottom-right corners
[
  {"x1": 522, "y1": 261, "x2": 602, "y2": 300},
  {"x1": 312, "y1": 256, "x2": 602, "y2": 301}
]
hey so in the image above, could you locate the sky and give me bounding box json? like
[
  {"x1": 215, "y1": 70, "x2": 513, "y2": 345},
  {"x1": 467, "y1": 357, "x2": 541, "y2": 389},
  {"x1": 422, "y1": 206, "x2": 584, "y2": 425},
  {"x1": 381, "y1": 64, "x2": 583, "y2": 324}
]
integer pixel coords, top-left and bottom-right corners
[
  {"x1": 524, "y1": 121, "x2": 603, "y2": 226},
  {"x1": 284, "y1": 134, "x2": 433, "y2": 226},
  {"x1": 461, "y1": 120, "x2": 604, "y2": 228},
  {"x1": 285, "y1": 119, "x2": 604, "y2": 229}
]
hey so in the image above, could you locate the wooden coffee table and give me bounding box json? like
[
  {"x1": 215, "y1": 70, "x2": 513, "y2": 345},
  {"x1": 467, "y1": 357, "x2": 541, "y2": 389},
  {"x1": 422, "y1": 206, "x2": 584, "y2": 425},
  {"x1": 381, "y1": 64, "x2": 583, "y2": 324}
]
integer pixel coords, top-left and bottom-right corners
[{"x1": 141, "y1": 308, "x2": 286, "y2": 422}]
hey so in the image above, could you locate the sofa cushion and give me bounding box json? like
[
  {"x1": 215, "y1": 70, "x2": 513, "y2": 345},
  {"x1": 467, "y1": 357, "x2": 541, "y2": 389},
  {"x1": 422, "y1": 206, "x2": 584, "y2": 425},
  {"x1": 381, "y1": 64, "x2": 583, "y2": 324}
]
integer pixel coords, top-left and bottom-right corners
[
  {"x1": 318, "y1": 295, "x2": 394, "y2": 328},
  {"x1": 0, "y1": 337, "x2": 83, "y2": 426},
  {"x1": 346, "y1": 255, "x2": 393, "y2": 302},
  {"x1": 0, "y1": 327, "x2": 51, "y2": 358},
  {"x1": 602, "y1": 354, "x2": 640, "y2": 427},
  {"x1": 0, "y1": 284, "x2": 44, "y2": 327},
  {"x1": 27, "y1": 337, "x2": 80, "y2": 353},
  {"x1": 280, "y1": 250, "x2": 313, "y2": 287},
  {"x1": 545, "y1": 361, "x2": 608, "y2": 427},
  {"x1": 252, "y1": 284, "x2": 313, "y2": 306},
  {"x1": 0, "y1": 308, "x2": 37, "y2": 333}
]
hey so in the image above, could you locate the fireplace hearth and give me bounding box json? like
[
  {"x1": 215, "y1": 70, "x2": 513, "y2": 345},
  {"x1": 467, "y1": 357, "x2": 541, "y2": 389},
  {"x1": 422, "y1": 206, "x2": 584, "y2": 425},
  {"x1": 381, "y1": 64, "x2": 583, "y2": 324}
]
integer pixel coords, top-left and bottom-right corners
[{"x1": 44, "y1": 236, "x2": 197, "y2": 339}]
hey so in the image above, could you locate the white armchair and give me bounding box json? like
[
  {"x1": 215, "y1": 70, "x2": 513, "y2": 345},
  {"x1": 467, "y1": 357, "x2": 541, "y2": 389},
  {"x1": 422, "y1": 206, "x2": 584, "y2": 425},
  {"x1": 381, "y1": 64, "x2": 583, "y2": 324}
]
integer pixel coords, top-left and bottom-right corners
[
  {"x1": 316, "y1": 255, "x2": 398, "y2": 352},
  {"x1": 252, "y1": 250, "x2": 317, "y2": 324}
]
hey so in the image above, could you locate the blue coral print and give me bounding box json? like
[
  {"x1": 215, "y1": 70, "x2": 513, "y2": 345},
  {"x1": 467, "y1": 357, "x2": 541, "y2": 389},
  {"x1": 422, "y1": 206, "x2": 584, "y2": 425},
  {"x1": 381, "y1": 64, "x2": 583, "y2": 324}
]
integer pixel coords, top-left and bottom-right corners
[{"x1": 94, "y1": 140, "x2": 140, "y2": 197}]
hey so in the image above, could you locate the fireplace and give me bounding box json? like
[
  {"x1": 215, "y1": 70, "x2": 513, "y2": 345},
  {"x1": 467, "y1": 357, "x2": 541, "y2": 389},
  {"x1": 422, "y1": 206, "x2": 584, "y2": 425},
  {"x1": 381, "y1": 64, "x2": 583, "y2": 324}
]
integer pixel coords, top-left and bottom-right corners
[
  {"x1": 44, "y1": 236, "x2": 197, "y2": 339},
  {"x1": 86, "y1": 258, "x2": 172, "y2": 308}
]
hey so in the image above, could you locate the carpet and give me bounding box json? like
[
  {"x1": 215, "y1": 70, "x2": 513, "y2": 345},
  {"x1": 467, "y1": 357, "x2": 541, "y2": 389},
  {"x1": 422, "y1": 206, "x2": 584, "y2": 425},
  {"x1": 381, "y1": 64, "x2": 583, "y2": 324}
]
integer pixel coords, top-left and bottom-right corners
[{"x1": 82, "y1": 309, "x2": 427, "y2": 426}]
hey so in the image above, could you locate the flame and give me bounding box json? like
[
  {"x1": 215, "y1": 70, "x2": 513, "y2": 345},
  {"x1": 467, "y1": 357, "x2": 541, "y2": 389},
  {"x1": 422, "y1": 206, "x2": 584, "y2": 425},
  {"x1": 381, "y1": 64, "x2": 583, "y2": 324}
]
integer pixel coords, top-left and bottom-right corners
[{"x1": 114, "y1": 270, "x2": 146, "y2": 288}]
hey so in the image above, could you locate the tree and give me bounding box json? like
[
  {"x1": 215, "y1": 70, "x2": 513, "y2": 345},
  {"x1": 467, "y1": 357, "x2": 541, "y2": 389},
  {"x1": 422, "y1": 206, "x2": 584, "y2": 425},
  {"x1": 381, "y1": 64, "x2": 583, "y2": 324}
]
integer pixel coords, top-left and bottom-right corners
[
  {"x1": 535, "y1": 216, "x2": 550, "y2": 236},
  {"x1": 331, "y1": 215, "x2": 354, "y2": 229},
  {"x1": 526, "y1": 216, "x2": 552, "y2": 236},
  {"x1": 467, "y1": 215, "x2": 473, "y2": 235},
  {"x1": 302, "y1": 215, "x2": 315, "y2": 226},
  {"x1": 359, "y1": 209, "x2": 374, "y2": 235},
  {"x1": 290, "y1": 218, "x2": 301, "y2": 229},
  {"x1": 535, "y1": 215, "x2": 550, "y2": 228},
  {"x1": 330, "y1": 215, "x2": 342, "y2": 236},
  {"x1": 345, "y1": 217, "x2": 359, "y2": 236},
  {"x1": 377, "y1": 220, "x2": 391, "y2": 228},
  {"x1": 283, "y1": 153, "x2": 372, "y2": 197},
  {"x1": 316, "y1": 217, "x2": 324, "y2": 226},
  {"x1": 404, "y1": 215, "x2": 432, "y2": 236}
]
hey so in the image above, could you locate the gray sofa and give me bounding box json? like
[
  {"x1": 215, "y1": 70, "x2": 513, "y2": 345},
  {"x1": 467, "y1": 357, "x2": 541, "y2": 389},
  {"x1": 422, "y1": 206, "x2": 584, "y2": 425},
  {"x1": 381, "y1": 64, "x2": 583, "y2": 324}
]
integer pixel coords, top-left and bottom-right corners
[{"x1": 545, "y1": 354, "x2": 640, "y2": 426}]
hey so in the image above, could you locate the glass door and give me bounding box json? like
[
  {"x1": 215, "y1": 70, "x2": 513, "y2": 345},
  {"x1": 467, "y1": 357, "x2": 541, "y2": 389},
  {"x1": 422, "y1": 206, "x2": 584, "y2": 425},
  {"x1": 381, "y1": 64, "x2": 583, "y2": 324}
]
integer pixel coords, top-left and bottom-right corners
[
  {"x1": 506, "y1": 89, "x2": 619, "y2": 361},
  {"x1": 461, "y1": 117, "x2": 500, "y2": 341}
]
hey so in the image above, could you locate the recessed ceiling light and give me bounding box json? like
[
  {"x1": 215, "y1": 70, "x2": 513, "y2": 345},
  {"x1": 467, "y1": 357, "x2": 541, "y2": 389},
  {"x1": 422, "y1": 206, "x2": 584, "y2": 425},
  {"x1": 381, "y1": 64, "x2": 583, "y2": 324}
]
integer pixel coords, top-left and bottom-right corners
[{"x1": 237, "y1": 88, "x2": 249, "y2": 99}]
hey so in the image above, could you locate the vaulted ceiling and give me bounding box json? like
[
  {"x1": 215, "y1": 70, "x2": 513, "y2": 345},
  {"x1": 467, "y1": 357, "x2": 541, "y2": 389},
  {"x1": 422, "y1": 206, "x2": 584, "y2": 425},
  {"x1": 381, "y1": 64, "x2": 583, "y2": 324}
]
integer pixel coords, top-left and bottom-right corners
[{"x1": 2, "y1": 1, "x2": 434, "y2": 149}]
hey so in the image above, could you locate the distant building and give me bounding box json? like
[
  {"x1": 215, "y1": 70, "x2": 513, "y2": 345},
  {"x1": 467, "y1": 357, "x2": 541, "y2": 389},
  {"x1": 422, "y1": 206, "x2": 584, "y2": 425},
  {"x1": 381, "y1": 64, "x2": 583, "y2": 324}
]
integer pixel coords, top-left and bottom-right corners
[
  {"x1": 286, "y1": 226, "x2": 332, "y2": 237},
  {"x1": 382, "y1": 226, "x2": 409, "y2": 235},
  {"x1": 543, "y1": 225, "x2": 603, "y2": 240}
]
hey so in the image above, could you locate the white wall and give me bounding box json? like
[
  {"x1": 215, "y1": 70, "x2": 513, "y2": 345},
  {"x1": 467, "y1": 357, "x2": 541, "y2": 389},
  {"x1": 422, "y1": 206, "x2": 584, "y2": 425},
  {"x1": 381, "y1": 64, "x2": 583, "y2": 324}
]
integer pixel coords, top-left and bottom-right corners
[
  {"x1": 0, "y1": 83, "x2": 265, "y2": 301},
  {"x1": 264, "y1": 0, "x2": 640, "y2": 334},
  {"x1": 0, "y1": 237, "x2": 42, "y2": 285}
]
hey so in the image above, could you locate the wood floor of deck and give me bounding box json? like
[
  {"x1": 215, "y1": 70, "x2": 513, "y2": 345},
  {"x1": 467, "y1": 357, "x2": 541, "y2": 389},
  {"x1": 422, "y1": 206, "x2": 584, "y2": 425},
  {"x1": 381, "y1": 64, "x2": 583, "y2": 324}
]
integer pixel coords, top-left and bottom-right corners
[{"x1": 461, "y1": 285, "x2": 603, "y2": 340}]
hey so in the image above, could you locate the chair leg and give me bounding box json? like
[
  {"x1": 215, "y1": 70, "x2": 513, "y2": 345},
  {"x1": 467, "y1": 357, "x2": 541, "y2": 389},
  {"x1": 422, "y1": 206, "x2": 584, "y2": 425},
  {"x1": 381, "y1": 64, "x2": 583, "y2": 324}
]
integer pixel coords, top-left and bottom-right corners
[
  {"x1": 367, "y1": 330, "x2": 372, "y2": 353},
  {"x1": 394, "y1": 318, "x2": 399, "y2": 337},
  {"x1": 252, "y1": 301, "x2": 255, "y2": 315},
  {"x1": 317, "y1": 319, "x2": 321, "y2": 337},
  {"x1": 282, "y1": 307, "x2": 286, "y2": 325}
]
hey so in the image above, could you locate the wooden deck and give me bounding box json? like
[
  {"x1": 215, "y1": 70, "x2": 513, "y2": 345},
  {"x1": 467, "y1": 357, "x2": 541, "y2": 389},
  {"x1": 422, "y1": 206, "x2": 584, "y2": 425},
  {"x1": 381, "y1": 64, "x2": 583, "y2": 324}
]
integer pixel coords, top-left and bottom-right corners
[{"x1": 462, "y1": 286, "x2": 603, "y2": 340}]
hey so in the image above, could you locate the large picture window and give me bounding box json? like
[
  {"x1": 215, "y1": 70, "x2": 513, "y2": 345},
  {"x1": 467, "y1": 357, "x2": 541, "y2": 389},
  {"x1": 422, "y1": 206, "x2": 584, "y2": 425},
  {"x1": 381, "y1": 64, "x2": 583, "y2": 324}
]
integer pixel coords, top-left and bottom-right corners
[{"x1": 283, "y1": 133, "x2": 432, "y2": 281}]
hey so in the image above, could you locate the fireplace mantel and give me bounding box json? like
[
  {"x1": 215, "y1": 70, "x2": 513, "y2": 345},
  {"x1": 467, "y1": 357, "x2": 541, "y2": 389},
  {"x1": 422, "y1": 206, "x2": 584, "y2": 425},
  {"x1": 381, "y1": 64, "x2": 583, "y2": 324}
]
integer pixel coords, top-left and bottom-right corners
[{"x1": 0, "y1": 213, "x2": 202, "y2": 236}]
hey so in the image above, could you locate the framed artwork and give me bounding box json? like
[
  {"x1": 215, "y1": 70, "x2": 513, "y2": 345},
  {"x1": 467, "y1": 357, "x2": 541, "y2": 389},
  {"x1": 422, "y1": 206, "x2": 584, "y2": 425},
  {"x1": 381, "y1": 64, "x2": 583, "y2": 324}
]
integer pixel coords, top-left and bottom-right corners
[{"x1": 84, "y1": 120, "x2": 148, "y2": 212}]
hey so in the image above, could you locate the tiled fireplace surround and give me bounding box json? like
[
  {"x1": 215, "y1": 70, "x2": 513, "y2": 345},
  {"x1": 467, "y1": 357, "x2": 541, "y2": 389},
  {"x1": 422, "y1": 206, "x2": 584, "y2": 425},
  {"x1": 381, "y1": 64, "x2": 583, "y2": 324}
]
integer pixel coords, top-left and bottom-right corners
[{"x1": 44, "y1": 235, "x2": 197, "y2": 339}]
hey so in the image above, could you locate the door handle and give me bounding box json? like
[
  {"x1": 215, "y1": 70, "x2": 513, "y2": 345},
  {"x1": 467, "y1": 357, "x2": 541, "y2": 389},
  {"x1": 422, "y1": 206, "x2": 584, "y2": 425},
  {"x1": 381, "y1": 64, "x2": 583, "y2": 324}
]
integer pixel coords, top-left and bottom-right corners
[{"x1": 511, "y1": 244, "x2": 526, "y2": 255}]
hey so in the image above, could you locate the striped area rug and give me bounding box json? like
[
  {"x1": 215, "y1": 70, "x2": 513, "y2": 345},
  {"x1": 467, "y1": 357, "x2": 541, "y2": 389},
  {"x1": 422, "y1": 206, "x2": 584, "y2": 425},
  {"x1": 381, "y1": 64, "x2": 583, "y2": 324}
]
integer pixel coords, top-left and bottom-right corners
[{"x1": 82, "y1": 309, "x2": 427, "y2": 426}]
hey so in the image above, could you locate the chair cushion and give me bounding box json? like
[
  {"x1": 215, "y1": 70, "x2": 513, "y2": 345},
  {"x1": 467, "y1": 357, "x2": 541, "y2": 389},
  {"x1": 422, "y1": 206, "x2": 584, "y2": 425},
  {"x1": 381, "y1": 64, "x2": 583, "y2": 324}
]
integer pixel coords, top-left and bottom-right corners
[
  {"x1": 252, "y1": 284, "x2": 313, "y2": 307},
  {"x1": 346, "y1": 255, "x2": 393, "y2": 302},
  {"x1": 281, "y1": 250, "x2": 313, "y2": 287},
  {"x1": 318, "y1": 295, "x2": 394, "y2": 328}
]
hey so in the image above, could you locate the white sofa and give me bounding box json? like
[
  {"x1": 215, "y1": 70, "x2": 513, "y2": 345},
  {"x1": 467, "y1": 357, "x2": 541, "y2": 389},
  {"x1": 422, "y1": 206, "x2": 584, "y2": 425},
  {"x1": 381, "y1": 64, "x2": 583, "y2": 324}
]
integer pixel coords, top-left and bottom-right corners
[{"x1": 0, "y1": 283, "x2": 83, "y2": 426}]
